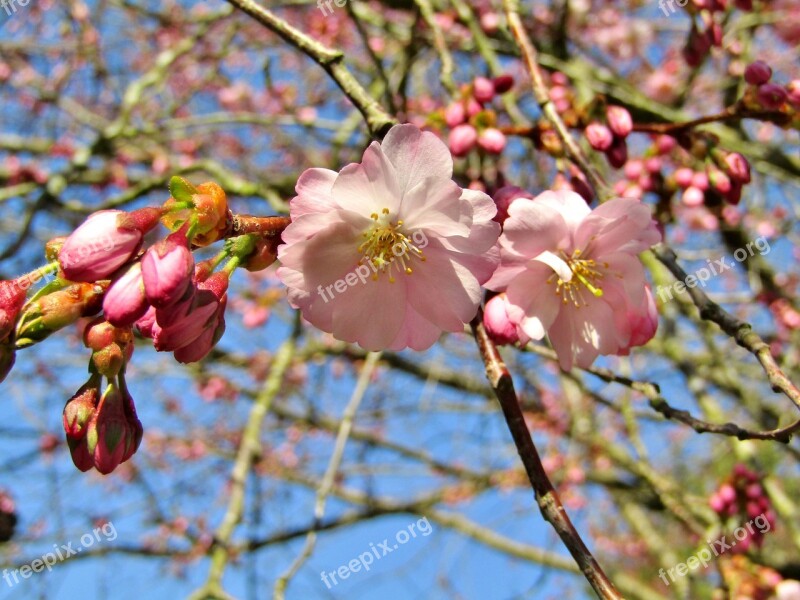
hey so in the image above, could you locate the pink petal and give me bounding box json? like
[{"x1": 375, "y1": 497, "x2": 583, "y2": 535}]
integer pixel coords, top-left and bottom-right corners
[
  {"x1": 331, "y1": 143, "x2": 402, "y2": 217},
  {"x1": 500, "y1": 199, "x2": 569, "y2": 259},
  {"x1": 574, "y1": 198, "x2": 660, "y2": 257},
  {"x1": 532, "y1": 190, "x2": 592, "y2": 232},
  {"x1": 381, "y1": 124, "x2": 454, "y2": 195},
  {"x1": 405, "y1": 244, "x2": 482, "y2": 329},
  {"x1": 290, "y1": 168, "x2": 339, "y2": 218}
]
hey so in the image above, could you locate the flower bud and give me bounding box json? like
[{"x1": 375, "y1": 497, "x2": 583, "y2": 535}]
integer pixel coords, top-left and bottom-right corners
[
  {"x1": 682, "y1": 186, "x2": 705, "y2": 207},
  {"x1": 472, "y1": 77, "x2": 495, "y2": 103},
  {"x1": 756, "y1": 82, "x2": 788, "y2": 109},
  {"x1": 0, "y1": 279, "x2": 27, "y2": 341},
  {"x1": 606, "y1": 105, "x2": 633, "y2": 138},
  {"x1": 744, "y1": 60, "x2": 772, "y2": 86},
  {"x1": 483, "y1": 294, "x2": 520, "y2": 346},
  {"x1": 0, "y1": 489, "x2": 17, "y2": 542},
  {"x1": 477, "y1": 127, "x2": 506, "y2": 154},
  {"x1": 492, "y1": 186, "x2": 533, "y2": 224},
  {"x1": 492, "y1": 74, "x2": 515, "y2": 94},
  {"x1": 16, "y1": 282, "x2": 105, "y2": 347},
  {"x1": 59, "y1": 210, "x2": 151, "y2": 282},
  {"x1": 448, "y1": 124, "x2": 478, "y2": 157},
  {"x1": 606, "y1": 137, "x2": 628, "y2": 168},
  {"x1": 622, "y1": 287, "x2": 658, "y2": 351},
  {"x1": 63, "y1": 377, "x2": 101, "y2": 439},
  {"x1": 585, "y1": 123, "x2": 613, "y2": 151},
  {"x1": 103, "y1": 262, "x2": 149, "y2": 327},
  {"x1": 723, "y1": 152, "x2": 751, "y2": 183},
  {"x1": 444, "y1": 102, "x2": 466, "y2": 127},
  {"x1": 91, "y1": 384, "x2": 131, "y2": 474},
  {"x1": 141, "y1": 229, "x2": 194, "y2": 308},
  {"x1": 242, "y1": 236, "x2": 281, "y2": 272},
  {"x1": 787, "y1": 80, "x2": 800, "y2": 107}
]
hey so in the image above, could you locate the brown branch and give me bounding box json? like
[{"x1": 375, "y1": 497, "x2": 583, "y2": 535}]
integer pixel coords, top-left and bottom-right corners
[
  {"x1": 524, "y1": 344, "x2": 800, "y2": 443},
  {"x1": 470, "y1": 312, "x2": 623, "y2": 600},
  {"x1": 632, "y1": 106, "x2": 789, "y2": 134},
  {"x1": 223, "y1": 0, "x2": 397, "y2": 138},
  {"x1": 653, "y1": 243, "x2": 800, "y2": 415}
]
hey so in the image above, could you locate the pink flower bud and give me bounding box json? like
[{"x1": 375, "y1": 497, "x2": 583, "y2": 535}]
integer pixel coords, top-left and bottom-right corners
[
  {"x1": 103, "y1": 262, "x2": 148, "y2": 327},
  {"x1": 606, "y1": 105, "x2": 633, "y2": 138},
  {"x1": 135, "y1": 306, "x2": 159, "y2": 339},
  {"x1": 448, "y1": 124, "x2": 478, "y2": 157},
  {"x1": 63, "y1": 377, "x2": 100, "y2": 440},
  {"x1": 674, "y1": 168, "x2": 694, "y2": 188},
  {"x1": 585, "y1": 123, "x2": 614, "y2": 151},
  {"x1": 444, "y1": 102, "x2": 466, "y2": 127},
  {"x1": 757, "y1": 82, "x2": 788, "y2": 109},
  {"x1": 725, "y1": 182, "x2": 743, "y2": 205},
  {"x1": 154, "y1": 273, "x2": 229, "y2": 352},
  {"x1": 682, "y1": 186, "x2": 705, "y2": 207},
  {"x1": 483, "y1": 294, "x2": 520, "y2": 346},
  {"x1": 744, "y1": 60, "x2": 772, "y2": 86},
  {"x1": 645, "y1": 157, "x2": 662, "y2": 174},
  {"x1": 59, "y1": 209, "x2": 155, "y2": 282},
  {"x1": 492, "y1": 74, "x2": 515, "y2": 94},
  {"x1": 709, "y1": 493, "x2": 726, "y2": 513},
  {"x1": 465, "y1": 98, "x2": 482, "y2": 117},
  {"x1": 477, "y1": 127, "x2": 506, "y2": 154},
  {"x1": 787, "y1": 80, "x2": 800, "y2": 107},
  {"x1": 624, "y1": 159, "x2": 644, "y2": 180},
  {"x1": 683, "y1": 26, "x2": 711, "y2": 67},
  {"x1": 624, "y1": 287, "x2": 658, "y2": 350},
  {"x1": 709, "y1": 169, "x2": 731, "y2": 194},
  {"x1": 691, "y1": 171, "x2": 709, "y2": 191},
  {"x1": 656, "y1": 135, "x2": 677, "y2": 154},
  {"x1": 718, "y1": 483, "x2": 737, "y2": 503},
  {"x1": 724, "y1": 152, "x2": 751, "y2": 183},
  {"x1": 0, "y1": 279, "x2": 27, "y2": 341},
  {"x1": 492, "y1": 186, "x2": 534, "y2": 224},
  {"x1": 91, "y1": 384, "x2": 133, "y2": 474},
  {"x1": 141, "y1": 230, "x2": 194, "y2": 308},
  {"x1": 606, "y1": 137, "x2": 628, "y2": 169},
  {"x1": 473, "y1": 77, "x2": 495, "y2": 103}
]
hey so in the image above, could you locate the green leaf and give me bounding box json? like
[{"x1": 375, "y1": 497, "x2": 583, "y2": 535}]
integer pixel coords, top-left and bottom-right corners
[{"x1": 169, "y1": 176, "x2": 198, "y2": 203}]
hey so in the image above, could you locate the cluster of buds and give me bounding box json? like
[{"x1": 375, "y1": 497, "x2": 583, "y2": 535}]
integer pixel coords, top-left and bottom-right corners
[
  {"x1": 584, "y1": 105, "x2": 633, "y2": 169},
  {"x1": 681, "y1": 0, "x2": 733, "y2": 67},
  {"x1": 63, "y1": 375, "x2": 142, "y2": 475},
  {"x1": 0, "y1": 489, "x2": 16, "y2": 542},
  {"x1": 444, "y1": 75, "x2": 514, "y2": 157},
  {"x1": 708, "y1": 464, "x2": 776, "y2": 552},
  {"x1": 719, "y1": 555, "x2": 798, "y2": 600},
  {"x1": 742, "y1": 60, "x2": 800, "y2": 111},
  {"x1": 1, "y1": 176, "x2": 287, "y2": 474}
]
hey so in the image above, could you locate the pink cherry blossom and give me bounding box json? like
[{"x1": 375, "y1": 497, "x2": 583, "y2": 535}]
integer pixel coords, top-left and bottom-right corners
[
  {"x1": 483, "y1": 294, "x2": 520, "y2": 346},
  {"x1": 277, "y1": 124, "x2": 500, "y2": 351},
  {"x1": 485, "y1": 190, "x2": 660, "y2": 370}
]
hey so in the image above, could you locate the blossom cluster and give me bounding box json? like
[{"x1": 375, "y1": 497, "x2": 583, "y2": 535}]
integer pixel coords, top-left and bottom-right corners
[
  {"x1": 1, "y1": 124, "x2": 663, "y2": 474},
  {"x1": 0, "y1": 178, "x2": 276, "y2": 474}
]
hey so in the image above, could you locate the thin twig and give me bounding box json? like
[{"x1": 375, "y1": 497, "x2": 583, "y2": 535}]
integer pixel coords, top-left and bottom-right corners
[
  {"x1": 224, "y1": 0, "x2": 397, "y2": 138},
  {"x1": 273, "y1": 351, "x2": 382, "y2": 599},
  {"x1": 190, "y1": 315, "x2": 301, "y2": 600},
  {"x1": 470, "y1": 313, "x2": 623, "y2": 600},
  {"x1": 653, "y1": 243, "x2": 800, "y2": 415}
]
